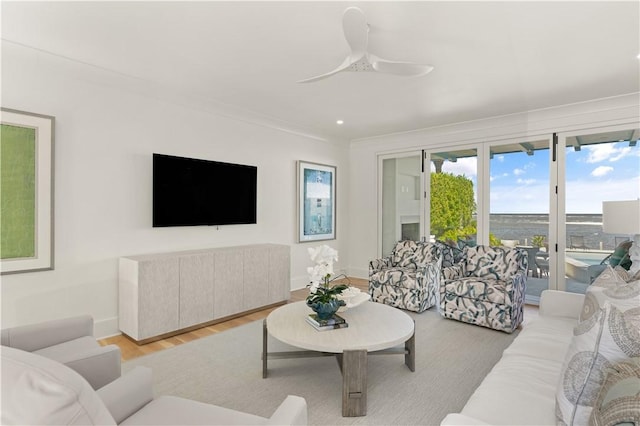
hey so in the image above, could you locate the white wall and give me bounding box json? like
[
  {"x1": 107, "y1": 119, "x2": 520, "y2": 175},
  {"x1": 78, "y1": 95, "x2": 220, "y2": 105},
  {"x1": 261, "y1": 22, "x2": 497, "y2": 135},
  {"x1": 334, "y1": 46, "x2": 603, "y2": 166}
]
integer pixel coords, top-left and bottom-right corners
[
  {"x1": 1, "y1": 43, "x2": 349, "y2": 337},
  {"x1": 347, "y1": 93, "x2": 640, "y2": 279}
]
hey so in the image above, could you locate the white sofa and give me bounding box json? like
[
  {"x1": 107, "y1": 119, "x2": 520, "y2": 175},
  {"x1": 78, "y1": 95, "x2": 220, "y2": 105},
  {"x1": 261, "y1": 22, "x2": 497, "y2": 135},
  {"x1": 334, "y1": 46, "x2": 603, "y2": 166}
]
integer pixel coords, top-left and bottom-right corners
[{"x1": 441, "y1": 290, "x2": 585, "y2": 425}]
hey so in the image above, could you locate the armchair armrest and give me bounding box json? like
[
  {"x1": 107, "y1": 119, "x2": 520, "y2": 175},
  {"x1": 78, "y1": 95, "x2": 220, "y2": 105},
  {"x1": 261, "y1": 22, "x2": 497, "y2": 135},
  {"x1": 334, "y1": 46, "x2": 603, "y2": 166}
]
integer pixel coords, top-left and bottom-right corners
[
  {"x1": 1, "y1": 315, "x2": 93, "y2": 352},
  {"x1": 266, "y1": 395, "x2": 308, "y2": 426},
  {"x1": 65, "y1": 344, "x2": 121, "y2": 390},
  {"x1": 369, "y1": 257, "x2": 392, "y2": 275},
  {"x1": 539, "y1": 290, "x2": 584, "y2": 320},
  {"x1": 442, "y1": 264, "x2": 464, "y2": 281},
  {"x1": 97, "y1": 366, "x2": 154, "y2": 424}
]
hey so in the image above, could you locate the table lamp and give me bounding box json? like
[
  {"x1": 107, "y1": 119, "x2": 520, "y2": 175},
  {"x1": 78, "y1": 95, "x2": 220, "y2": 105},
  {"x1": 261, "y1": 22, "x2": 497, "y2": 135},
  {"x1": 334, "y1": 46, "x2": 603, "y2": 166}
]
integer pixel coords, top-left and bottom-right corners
[{"x1": 602, "y1": 200, "x2": 640, "y2": 275}]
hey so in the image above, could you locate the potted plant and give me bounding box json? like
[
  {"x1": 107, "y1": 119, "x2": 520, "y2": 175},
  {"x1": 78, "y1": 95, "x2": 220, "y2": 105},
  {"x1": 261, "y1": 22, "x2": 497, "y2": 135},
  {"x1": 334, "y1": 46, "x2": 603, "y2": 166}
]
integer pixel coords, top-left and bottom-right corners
[{"x1": 306, "y1": 245, "x2": 348, "y2": 320}]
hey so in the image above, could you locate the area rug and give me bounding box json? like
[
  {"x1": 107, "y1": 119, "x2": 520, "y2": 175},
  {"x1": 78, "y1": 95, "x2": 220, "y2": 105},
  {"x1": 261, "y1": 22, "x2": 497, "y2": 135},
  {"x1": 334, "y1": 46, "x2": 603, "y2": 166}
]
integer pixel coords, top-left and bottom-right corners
[{"x1": 123, "y1": 307, "x2": 519, "y2": 425}]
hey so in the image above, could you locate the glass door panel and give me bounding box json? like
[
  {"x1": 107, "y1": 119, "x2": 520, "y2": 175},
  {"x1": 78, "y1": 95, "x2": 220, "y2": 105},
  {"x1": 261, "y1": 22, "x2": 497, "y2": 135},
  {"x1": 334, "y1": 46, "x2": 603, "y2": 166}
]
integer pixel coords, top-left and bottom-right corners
[
  {"x1": 489, "y1": 138, "x2": 551, "y2": 303},
  {"x1": 428, "y1": 148, "x2": 478, "y2": 245},
  {"x1": 380, "y1": 154, "x2": 423, "y2": 257},
  {"x1": 563, "y1": 127, "x2": 640, "y2": 294}
]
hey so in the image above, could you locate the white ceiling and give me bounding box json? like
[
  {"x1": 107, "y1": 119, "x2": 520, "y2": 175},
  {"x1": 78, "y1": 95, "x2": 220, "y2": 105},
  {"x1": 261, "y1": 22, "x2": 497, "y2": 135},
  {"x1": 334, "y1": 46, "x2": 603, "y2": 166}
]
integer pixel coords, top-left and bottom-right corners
[{"x1": 2, "y1": 1, "x2": 639, "y2": 141}]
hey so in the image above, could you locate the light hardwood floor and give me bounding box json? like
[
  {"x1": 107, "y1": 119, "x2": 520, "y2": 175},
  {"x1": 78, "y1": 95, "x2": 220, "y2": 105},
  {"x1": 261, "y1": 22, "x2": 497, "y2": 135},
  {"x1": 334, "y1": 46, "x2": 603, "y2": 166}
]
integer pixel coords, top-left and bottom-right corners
[
  {"x1": 100, "y1": 277, "x2": 366, "y2": 361},
  {"x1": 99, "y1": 277, "x2": 538, "y2": 361}
]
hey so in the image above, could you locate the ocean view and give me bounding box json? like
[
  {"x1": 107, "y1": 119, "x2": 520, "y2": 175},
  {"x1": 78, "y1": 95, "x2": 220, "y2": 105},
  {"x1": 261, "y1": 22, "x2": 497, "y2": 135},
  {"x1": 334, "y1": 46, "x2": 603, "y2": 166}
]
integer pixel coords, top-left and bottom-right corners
[{"x1": 489, "y1": 213, "x2": 618, "y2": 250}]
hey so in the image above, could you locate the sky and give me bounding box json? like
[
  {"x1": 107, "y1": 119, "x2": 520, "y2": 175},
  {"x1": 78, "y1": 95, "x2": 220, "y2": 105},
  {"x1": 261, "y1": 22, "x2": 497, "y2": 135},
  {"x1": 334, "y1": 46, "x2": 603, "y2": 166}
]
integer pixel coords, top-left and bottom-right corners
[{"x1": 434, "y1": 140, "x2": 640, "y2": 214}]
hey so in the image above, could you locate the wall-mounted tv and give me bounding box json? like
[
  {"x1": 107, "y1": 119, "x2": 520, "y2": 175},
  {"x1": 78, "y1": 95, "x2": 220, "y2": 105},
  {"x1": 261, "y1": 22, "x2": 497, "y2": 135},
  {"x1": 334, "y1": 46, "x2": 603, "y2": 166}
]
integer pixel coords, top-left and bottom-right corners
[{"x1": 153, "y1": 153, "x2": 257, "y2": 227}]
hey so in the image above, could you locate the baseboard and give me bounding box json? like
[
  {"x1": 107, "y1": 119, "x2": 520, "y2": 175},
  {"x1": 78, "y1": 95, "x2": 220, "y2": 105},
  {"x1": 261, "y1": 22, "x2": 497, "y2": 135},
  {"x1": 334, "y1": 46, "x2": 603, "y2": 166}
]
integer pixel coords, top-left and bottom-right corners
[
  {"x1": 348, "y1": 267, "x2": 368, "y2": 280},
  {"x1": 95, "y1": 316, "x2": 120, "y2": 340},
  {"x1": 291, "y1": 275, "x2": 310, "y2": 292}
]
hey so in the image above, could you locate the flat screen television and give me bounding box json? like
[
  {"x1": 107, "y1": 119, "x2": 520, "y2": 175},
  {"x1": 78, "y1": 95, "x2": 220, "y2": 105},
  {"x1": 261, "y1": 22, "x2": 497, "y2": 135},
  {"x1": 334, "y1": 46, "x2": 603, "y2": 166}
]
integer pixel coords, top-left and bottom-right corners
[{"x1": 153, "y1": 153, "x2": 257, "y2": 227}]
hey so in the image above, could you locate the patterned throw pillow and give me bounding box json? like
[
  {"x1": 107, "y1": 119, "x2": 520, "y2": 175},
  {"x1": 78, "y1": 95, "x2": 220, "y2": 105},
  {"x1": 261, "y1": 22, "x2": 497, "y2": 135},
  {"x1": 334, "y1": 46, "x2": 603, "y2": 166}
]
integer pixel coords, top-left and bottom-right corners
[
  {"x1": 556, "y1": 271, "x2": 640, "y2": 425},
  {"x1": 589, "y1": 358, "x2": 640, "y2": 426},
  {"x1": 556, "y1": 301, "x2": 640, "y2": 425},
  {"x1": 613, "y1": 265, "x2": 640, "y2": 283},
  {"x1": 608, "y1": 240, "x2": 632, "y2": 270}
]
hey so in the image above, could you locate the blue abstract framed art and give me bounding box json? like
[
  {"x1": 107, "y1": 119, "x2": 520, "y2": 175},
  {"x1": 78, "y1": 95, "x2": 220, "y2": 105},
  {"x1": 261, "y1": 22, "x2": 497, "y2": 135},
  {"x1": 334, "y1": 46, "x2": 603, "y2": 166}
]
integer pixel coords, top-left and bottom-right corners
[{"x1": 298, "y1": 161, "x2": 336, "y2": 242}]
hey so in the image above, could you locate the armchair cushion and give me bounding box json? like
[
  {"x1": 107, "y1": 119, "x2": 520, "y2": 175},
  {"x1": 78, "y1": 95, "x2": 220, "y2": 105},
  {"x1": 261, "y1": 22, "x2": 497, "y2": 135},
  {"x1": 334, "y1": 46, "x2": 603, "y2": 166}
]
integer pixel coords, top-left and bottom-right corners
[
  {"x1": 392, "y1": 240, "x2": 420, "y2": 267},
  {"x1": 441, "y1": 278, "x2": 510, "y2": 305},
  {"x1": 463, "y1": 246, "x2": 526, "y2": 281},
  {"x1": 1, "y1": 345, "x2": 116, "y2": 425},
  {"x1": 371, "y1": 267, "x2": 422, "y2": 290}
]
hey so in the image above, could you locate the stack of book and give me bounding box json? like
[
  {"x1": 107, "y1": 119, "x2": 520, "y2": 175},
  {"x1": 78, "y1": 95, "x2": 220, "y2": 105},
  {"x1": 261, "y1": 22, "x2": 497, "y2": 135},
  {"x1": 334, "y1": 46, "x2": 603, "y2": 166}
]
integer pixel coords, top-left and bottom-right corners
[{"x1": 306, "y1": 313, "x2": 348, "y2": 331}]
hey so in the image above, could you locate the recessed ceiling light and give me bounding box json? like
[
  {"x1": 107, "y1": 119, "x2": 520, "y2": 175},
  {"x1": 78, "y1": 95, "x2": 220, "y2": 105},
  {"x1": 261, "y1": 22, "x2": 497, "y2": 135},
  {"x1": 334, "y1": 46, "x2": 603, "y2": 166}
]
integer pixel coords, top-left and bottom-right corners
[
  {"x1": 637, "y1": 53, "x2": 640, "y2": 59},
  {"x1": 336, "y1": 120, "x2": 344, "y2": 125}
]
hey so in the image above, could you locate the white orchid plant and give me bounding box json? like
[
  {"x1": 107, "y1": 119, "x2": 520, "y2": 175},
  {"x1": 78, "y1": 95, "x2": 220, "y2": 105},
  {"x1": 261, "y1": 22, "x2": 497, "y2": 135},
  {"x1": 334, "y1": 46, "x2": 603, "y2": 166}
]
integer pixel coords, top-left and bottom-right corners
[{"x1": 306, "y1": 245, "x2": 348, "y2": 305}]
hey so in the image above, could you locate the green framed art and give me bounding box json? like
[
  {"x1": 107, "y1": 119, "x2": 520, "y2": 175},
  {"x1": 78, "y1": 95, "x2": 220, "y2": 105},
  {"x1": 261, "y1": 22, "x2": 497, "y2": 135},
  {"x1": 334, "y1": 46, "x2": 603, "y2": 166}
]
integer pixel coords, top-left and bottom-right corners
[{"x1": 1, "y1": 108, "x2": 55, "y2": 274}]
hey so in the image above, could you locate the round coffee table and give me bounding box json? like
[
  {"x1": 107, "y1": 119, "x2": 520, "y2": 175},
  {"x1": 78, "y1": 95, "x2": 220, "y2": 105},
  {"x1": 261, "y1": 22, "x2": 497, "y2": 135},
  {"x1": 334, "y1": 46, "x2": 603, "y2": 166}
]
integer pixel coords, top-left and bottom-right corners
[{"x1": 262, "y1": 301, "x2": 415, "y2": 417}]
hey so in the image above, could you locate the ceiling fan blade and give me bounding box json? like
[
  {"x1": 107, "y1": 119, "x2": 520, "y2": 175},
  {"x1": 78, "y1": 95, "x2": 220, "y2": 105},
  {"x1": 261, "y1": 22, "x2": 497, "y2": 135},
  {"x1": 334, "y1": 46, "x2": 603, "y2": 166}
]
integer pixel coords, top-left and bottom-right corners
[
  {"x1": 297, "y1": 56, "x2": 356, "y2": 83},
  {"x1": 370, "y1": 54, "x2": 434, "y2": 77},
  {"x1": 342, "y1": 7, "x2": 368, "y2": 59}
]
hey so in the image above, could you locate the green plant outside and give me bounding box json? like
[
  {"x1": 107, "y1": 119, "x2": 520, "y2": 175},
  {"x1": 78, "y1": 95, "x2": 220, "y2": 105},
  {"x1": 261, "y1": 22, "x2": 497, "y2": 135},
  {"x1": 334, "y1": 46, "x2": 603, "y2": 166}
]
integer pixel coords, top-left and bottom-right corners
[
  {"x1": 431, "y1": 172, "x2": 501, "y2": 246},
  {"x1": 532, "y1": 235, "x2": 546, "y2": 247}
]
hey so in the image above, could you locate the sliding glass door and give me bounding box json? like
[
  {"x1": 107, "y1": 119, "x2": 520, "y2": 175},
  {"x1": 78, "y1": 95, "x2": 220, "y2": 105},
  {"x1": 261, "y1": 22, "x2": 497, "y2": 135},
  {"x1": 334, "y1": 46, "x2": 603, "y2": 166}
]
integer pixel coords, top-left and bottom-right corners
[
  {"x1": 488, "y1": 137, "x2": 551, "y2": 303},
  {"x1": 379, "y1": 153, "x2": 424, "y2": 257},
  {"x1": 378, "y1": 123, "x2": 638, "y2": 301},
  {"x1": 560, "y1": 126, "x2": 640, "y2": 293}
]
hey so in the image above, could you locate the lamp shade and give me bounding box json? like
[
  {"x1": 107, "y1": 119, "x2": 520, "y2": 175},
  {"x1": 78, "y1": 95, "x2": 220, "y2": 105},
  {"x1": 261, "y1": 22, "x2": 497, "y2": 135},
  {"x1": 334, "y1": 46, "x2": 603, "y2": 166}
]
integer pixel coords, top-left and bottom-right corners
[{"x1": 602, "y1": 200, "x2": 640, "y2": 234}]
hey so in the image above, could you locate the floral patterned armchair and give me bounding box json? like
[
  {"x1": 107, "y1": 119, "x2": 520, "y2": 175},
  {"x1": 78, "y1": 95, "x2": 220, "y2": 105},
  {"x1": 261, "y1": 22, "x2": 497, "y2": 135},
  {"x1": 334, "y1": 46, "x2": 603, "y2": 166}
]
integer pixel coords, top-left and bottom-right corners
[
  {"x1": 369, "y1": 241, "x2": 455, "y2": 313},
  {"x1": 440, "y1": 245, "x2": 528, "y2": 333}
]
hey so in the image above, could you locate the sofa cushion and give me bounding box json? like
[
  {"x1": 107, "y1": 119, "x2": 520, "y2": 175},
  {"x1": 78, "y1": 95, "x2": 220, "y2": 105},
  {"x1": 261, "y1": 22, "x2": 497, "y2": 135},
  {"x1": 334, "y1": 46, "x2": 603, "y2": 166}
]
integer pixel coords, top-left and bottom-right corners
[
  {"x1": 1, "y1": 346, "x2": 115, "y2": 425},
  {"x1": 461, "y1": 352, "x2": 562, "y2": 425},
  {"x1": 589, "y1": 358, "x2": 640, "y2": 426}
]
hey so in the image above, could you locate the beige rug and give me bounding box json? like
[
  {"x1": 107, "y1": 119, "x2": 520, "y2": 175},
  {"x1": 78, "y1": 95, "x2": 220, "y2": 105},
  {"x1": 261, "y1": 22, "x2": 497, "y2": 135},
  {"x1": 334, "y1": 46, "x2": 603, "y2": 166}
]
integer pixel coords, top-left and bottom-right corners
[{"x1": 124, "y1": 306, "x2": 519, "y2": 425}]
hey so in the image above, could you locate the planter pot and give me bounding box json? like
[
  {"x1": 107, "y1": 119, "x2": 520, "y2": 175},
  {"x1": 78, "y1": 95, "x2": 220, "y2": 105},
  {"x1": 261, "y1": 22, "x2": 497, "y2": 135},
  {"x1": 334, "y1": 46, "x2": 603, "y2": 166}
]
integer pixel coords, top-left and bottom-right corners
[{"x1": 307, "y1": 299, "x2": 344, "y2": 321}]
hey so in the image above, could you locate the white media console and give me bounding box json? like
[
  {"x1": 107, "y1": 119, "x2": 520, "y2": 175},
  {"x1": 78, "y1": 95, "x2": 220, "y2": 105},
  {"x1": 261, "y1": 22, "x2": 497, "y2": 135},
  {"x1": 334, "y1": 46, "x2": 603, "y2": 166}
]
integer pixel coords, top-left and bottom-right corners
[{"x1": 119, "y1": 244, "x2": 290, "y2": 343}]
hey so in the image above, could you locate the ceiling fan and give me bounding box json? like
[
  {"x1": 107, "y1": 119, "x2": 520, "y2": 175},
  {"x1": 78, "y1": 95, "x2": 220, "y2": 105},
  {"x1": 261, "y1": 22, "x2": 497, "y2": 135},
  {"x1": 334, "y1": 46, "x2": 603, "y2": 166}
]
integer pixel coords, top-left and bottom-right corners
[{"x1": 298, "y1": 7, "x2": 434, "y2": 83}]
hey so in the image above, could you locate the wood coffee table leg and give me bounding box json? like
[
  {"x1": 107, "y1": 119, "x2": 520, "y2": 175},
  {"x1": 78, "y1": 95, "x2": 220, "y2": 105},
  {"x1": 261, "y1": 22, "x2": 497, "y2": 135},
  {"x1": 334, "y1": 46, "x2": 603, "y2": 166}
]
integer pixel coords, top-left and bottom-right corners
[
  {"x1": 405, "y1": 323, "x2": 415, "y2": 372},
  {"x1": 342, "y1": 349, "x2": 367, "y2": 417},
  {"x1": 262, "y1": 319, "x2": 268, "y2": 378}
]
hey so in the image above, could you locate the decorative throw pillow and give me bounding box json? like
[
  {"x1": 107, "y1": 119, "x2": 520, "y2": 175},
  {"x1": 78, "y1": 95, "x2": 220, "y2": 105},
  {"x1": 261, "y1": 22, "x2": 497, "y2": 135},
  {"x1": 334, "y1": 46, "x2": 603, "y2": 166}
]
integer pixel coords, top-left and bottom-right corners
[
  {"x1": 589, "y1": 358, "x2": 640, "y2": 426},
  {"x1": 591, "y1": 266, "x2": 629, "y2": 289},
  {"x1": 557, "y1": 277, "x2": 640, "y2": 425},
  {"x1": 556, "y1": 301, "x2": 640, "y2": 425},
  {"x1": 608, "y1": 241, "x2": 633, "y2": 270},
  {"x1": 613, "y1": 265, "x2": 640, "y2": 283}
]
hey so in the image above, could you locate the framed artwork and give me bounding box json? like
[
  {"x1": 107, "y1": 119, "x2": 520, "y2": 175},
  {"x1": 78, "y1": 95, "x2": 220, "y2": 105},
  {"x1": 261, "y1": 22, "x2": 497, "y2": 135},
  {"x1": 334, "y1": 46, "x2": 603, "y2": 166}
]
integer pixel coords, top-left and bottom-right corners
[
  {"x1": 298, "y1": 161, "x2": 336, "y2": 242},
  {"x1": 1, "y1": 108, "x2": 55, "y2": 274}
]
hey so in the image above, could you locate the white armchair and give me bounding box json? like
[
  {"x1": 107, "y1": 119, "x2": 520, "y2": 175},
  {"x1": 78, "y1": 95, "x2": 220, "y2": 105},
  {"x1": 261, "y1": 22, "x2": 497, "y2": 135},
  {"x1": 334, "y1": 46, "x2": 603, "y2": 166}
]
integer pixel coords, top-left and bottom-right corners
[
  {"x1": 1, "y1": 315, "x2": 121, "y2": 389},
  {"x1": 1, "y1": 346, "x2": 308, "y2": 425}
]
